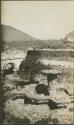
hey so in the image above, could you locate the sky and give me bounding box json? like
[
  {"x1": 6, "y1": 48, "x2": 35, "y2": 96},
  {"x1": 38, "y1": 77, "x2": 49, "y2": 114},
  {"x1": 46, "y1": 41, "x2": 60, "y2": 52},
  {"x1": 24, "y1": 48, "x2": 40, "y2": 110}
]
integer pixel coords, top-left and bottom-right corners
[{"x1": 1, "y1": 1, "x2": 74, "y2": 40}]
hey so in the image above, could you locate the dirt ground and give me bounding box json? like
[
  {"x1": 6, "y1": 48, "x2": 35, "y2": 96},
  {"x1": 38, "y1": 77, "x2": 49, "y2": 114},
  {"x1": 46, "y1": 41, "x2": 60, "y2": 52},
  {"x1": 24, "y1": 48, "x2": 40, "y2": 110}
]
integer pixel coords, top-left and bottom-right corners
[{"x1": 2, "y1": 65, "x2": 74, "y2": 124}]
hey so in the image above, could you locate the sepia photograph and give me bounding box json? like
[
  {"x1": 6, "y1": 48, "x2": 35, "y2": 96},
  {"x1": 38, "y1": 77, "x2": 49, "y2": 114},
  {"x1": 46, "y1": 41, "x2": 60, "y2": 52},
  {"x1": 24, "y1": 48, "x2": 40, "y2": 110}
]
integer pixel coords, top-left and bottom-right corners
[{"x1": 1, "y1": 1, "x2": 74, "y2": 124}]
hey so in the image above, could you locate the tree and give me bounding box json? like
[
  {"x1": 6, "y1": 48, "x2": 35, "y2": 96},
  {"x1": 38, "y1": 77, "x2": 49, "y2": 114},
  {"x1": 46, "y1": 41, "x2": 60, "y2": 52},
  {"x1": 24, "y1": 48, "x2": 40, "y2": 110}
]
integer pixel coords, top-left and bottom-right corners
[
  {"x1": 19, "y1": 50, "x2": 42, "y2": 82},
  {"x1": 19, "y1": 50, "x2": 51, "y2": 82}
]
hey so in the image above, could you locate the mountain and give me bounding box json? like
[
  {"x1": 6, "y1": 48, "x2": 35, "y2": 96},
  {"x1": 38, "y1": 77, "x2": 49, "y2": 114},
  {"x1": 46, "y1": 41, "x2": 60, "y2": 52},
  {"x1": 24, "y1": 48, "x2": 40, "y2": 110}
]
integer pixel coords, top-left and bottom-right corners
[
  {"x1": 1, "y1": 24, "x2": 36, "y2": 42},
  {"x1": 1, "y1": 25, "x2": 44, "y2": 50},
  {"x1": 1, "y1": 24, "x2": 74, "y2": 51},
  {"x1": 65, "y1": 31, "x2": 74, "y2": 42}
]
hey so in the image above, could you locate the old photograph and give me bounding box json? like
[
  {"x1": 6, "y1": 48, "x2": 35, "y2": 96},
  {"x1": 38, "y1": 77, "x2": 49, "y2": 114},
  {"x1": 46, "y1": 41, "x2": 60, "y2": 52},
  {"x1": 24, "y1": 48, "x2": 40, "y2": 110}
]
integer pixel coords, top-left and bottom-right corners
[{"x1": 1, "y1": 1, "x2": 74, "y2": 124}]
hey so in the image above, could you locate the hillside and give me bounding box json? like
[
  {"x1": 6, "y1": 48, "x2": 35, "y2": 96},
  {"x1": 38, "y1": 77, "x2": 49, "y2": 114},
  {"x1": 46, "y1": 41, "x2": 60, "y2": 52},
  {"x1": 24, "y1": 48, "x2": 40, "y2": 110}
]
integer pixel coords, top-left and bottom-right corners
[
  {"x1": 1, "y1": 25, "x2": 36, "y2": 42},
  {"x1": 1, "y1": 25, "x2": 43, "y2": 50},
  {"x1": 1, "y1": 25, "x2": 74, "y2": 50}
]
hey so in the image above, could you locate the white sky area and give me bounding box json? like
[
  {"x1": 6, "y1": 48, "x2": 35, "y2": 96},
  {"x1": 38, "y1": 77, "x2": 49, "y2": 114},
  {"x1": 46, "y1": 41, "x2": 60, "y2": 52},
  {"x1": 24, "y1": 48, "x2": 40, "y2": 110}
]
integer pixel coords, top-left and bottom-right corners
[{"x1": 1, "y1": 1, "x2": 74, "y2": 40}]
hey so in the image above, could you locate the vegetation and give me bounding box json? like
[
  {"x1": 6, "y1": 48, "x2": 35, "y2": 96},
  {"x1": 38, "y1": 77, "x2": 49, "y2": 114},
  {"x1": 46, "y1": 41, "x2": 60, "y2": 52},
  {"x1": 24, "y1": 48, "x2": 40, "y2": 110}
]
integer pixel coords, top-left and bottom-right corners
[{"x1": 19, "y1": 51, "x2": 50, "y2": 82}]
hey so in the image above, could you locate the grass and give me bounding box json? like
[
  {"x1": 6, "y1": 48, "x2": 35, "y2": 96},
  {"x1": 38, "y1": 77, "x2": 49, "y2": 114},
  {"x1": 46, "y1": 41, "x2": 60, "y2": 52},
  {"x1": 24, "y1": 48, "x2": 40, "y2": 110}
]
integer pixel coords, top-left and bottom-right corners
[{"x1": 63, "y1": 68, "x2": 74, "y2": 84}]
